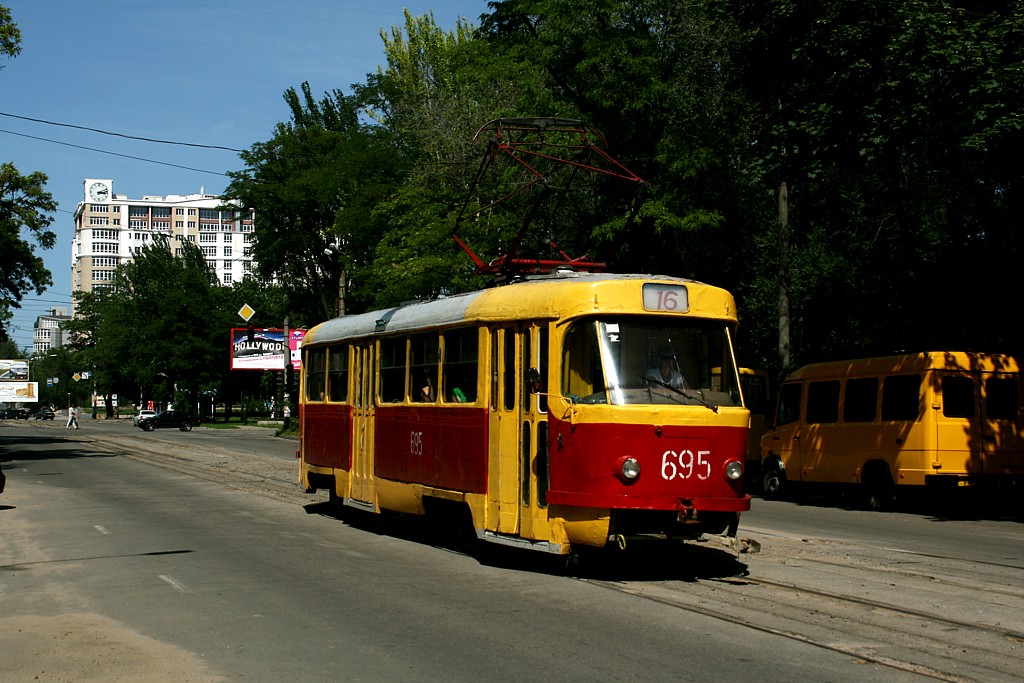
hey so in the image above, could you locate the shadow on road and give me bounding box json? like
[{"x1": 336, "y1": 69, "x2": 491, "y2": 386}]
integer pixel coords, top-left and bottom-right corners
[{"x1": 303, "y1": 499, "x2": 751, "y2": 581}]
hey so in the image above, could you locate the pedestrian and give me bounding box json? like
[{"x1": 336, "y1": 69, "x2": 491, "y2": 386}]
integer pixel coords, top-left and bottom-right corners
[{"x1": 66, "y1": 406, "x2": 79, "y2": 430}]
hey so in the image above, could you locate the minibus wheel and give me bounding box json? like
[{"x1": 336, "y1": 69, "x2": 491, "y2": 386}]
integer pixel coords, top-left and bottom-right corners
[
  {"x1": 863, "y1": 467, "x2": 896, "y2": 511},
  {"x1": 762, "y1": 465, "x2": 786, "y2": 499}
]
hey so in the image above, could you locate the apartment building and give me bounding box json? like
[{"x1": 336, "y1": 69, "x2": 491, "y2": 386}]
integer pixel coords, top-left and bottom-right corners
[
  {"x1": 71, "y1": 179, "x2": 256, "y2": 302},
  {"x1": 32, "y1": 307, "x2": 71, "y2": 354}
]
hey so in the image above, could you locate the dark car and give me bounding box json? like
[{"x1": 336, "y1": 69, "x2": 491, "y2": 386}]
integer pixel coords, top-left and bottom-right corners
[
  {"x1": 34, "y1": 407, "x2": 56, "y2": 420},
  {"x1": 0, "y1": 408, "x2": 28, "y2": 419},
  {"x1": 137, "y1": 410, "x2": 197, "y2": 432}
]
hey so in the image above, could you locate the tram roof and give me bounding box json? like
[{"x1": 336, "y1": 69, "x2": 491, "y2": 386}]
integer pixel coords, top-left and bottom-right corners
[{"x1": 304, "y1": 273, "x2": 737, "y2": 346}]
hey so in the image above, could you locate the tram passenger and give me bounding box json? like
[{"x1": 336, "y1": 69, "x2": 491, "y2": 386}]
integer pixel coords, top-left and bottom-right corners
[
  {"x1": 419, "y1": 374, "x2": 436, "y2": 402},
  {"x1": 646, "y1": 350, "x2": 686, "y2": 392}
]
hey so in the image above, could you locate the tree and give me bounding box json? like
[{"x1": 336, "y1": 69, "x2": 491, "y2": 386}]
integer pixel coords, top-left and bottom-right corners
[
  {"x1": 0, "y1": 163, "x2": 57, "y2": 342},
  {"x1": 0, "y1": 5, "x2": 20, "y2": 67},
  {"x1": 66, "y1": 238, "x2": 238, "y2": 415},
  {"x1": 223, "y1": 83, "x2": 407, "y2": 324},
  {"x1": 0, "y1": 8, "x2": 56, "y2": 343}
]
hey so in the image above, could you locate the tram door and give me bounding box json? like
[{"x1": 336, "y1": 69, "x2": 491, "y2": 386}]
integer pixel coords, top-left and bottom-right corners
[
  {"x1": 487, "y1": 325, "x2": 549, "y2": 540},
  {"x1": 349, "y1": 341, "x2": 376, "y2": 509},
  {"x1": 489, "y1": 327, "x2": 521, "y2": 534}
]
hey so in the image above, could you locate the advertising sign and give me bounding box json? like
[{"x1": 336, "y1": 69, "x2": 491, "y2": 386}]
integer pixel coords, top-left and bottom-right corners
[
  {"x1": 230, "y1": 328, "x2": 306, "y2": 371},
  {"x1": 0, "y1": 359, "x2": 29, "y2": 380},
  {"x1": 0, "y1": 381, "x2": 39, "y2": 403}
]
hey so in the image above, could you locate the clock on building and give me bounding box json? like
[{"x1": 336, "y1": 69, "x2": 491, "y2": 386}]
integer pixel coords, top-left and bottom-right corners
[{"x1": 88, "y1": 180, "x2": 110, "y2": 203}]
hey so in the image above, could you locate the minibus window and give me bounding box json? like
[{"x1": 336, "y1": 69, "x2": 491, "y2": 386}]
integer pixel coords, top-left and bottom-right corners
[
  {"x1": 843, "y1": 377, "x2": 879, "y2": 422},
  {"x1": 881, "y1": 374, "x2": 921, "y2": 421},
  {"x1": 806, "y1": 380, "x2": 840, "y2": 423},
  {"x1": 985, "y1": 377, "x2": 1019, "y2": 420},
  {"x1": 776, "y1": 383, "x2": 802, "y2": 425},
  {"x1": 942, "y1": 376, "x2": 975, "y2": 418}
]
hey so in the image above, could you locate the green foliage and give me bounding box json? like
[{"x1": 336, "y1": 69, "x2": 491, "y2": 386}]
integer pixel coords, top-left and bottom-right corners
[
  {"x1": 0, "y1": 162, "x2": 57, "y2": 341},
  {"x1": 0, "y1": 4, "x2": 21, "y2": 64},
  {"x1": 223, "y1": 83, "x2": 407, "y2": 323}
]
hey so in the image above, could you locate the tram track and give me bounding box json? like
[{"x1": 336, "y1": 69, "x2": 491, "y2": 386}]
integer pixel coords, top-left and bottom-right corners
[
  {"x1": 581, "y1": 534, "x2": 1024, "y2": 683},
  {"x1": 63, "y1": 427, "x2": 1023, "y2": 682}
]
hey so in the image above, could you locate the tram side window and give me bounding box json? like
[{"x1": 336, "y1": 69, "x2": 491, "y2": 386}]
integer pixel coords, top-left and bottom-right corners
[
  {"x1": 305, "y1": 348, "x2": 327, "y2": 402},
  {"x1": 410, "y1": 333, "x2": 439, "y2": 402},
  {"x1": 775, "y1": 383, "x2": 802, "y2": 426},
  {"x1": 443, "y1": 328, "x2": 478, "y2": 403},
  {"x1": 942, "y1": 376, "x2": 975, "y2": 418},
  {"x1": 562, "y1": 322, "x2": 605, "y2": 403},
  {"x1": 881, "y1": 374, "x2": 921, "y2": 421},
  {"x1": 379, "y1": 338, "x2": 406, "y2": 403},
  {"x1": 327, "y1": 344, "x2": 348, "y2": 402},
  {"x1": 805, "y1": 380, "x2": 839, "y2": 424},
  {"x1": 843, "y1": 377, "x2": 878, "y2": 422},
  {"x1": 985, "y1": 377, "x2": 1019, "y2": 420}
]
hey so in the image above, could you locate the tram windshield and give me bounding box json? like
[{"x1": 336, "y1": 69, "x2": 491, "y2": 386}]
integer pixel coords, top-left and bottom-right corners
[{"x1": 561, "y1": 316, "x2": 742, "y2": 407}]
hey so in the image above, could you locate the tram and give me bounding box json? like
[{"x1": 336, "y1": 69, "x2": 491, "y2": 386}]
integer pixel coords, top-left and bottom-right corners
[{"x1": 297, "y1": 272, "x2": 752, "y2": 554}]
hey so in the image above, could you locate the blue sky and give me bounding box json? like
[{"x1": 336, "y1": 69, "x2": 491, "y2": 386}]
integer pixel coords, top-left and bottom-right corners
[{"x1": 2, "y1": 0, "x2": 489, "y2": 352}]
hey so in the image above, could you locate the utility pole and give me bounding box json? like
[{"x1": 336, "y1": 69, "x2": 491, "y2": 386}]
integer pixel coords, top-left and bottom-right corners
[{"x1": 282, "y1": 317, "x2": 292, "y2": 429}]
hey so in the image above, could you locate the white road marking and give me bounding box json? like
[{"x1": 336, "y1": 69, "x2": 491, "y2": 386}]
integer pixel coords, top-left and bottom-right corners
[
  {"x1": 158, "y1": 574, "x2": 189, "y2": 592},
  {"x1": 94, "y1": 525, "x2": 111, "y2": 535}
]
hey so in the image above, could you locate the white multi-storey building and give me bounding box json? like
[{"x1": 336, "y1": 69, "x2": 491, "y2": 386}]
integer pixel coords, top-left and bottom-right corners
[
  {"x1": 32, "y1": 307, "x2": 71, "y2": 354},
  {"x1": 71, "y1": 179, "x2": 256, "y2": 303}
]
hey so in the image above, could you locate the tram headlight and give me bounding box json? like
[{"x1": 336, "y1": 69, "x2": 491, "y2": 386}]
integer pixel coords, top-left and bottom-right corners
[
  {"x1": 725, "y1": 460, "x2": 744, "y2": 481},
  {"x1": 618, "y1": 456, "x2": 640, "y2": 482}
]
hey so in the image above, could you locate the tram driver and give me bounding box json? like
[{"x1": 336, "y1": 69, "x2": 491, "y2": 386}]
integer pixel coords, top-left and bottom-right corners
[{"x1": 646, "y1": 349, "x2": 686, "y2": 392}]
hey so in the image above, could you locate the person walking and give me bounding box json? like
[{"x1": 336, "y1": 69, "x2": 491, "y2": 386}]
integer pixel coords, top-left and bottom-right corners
[{"x1": 65, "y1": 406, "x2": 79, "y2": 429}]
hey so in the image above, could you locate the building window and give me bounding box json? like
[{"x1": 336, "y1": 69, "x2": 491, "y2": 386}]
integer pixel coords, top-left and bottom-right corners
[
  {"x1": 188, "y1": 221, "x2": 196, "y2": 228},
  {"x1": 223, "y1": 273, "x2": 233, "y2": 284},
  {"x1": 223, "y1": 233, "x2": 232, "y2": 242},
  {"x1": 152, "y1": 207, "x2": 171, "y2": 218},
  {"x1": 175, "y1": 221, "x2": 183, "y2": 227},
  {"x1": 223, "y1": 260, "x2": 231, "y2": 269},
  {"x1": 201, "y1": 246, "x2": 216, "y2": 257},
  {"x1": 90, "y1": 204, "x2": 109, "y2": 212},
  {"x1": 89, "y1": 216, "x2": 110, "y2": 225},
  {"x1": 200, "y1": 233, "x2": 217, "y2": 243},
  {"x1": 128, "y1": 206, "x2": 148, "y2": 217},
  {"x1": 224, "y1": 247, "x2": 232, "y2": 257},
  {"x1": 129, "y1": 220, "x2": 147, "y2": 229},
  {"x1": 188, "y1": 208, "x2": 197, "y2": 216},
  {"x1": 175, "y1": 208, "x2": 184, "y2": 215}
]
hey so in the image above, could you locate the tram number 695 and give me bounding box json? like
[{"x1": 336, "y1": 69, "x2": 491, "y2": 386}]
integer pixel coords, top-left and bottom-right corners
[
  {"x1": 661, "y1": 449, "x2": 711, "y2": 480},
  {"x1": 410, "y1": 431, "x2": 424, "y2": 456}
]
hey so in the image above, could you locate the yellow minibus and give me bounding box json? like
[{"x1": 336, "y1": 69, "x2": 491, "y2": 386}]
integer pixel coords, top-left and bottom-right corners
[{"x1": 760, "y1": 351, "x2": 1024, "y2": 509}]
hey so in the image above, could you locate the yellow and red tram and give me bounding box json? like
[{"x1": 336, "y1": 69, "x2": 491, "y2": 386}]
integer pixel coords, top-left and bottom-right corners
[{"x1": 298, "y1": 272, "x2": 751, "y2": 554}]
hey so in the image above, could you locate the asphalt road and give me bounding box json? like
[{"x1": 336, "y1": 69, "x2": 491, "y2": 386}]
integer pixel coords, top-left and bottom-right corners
[{"x1": 2, "y1": 419, "x2": 1022, "y2": 682}]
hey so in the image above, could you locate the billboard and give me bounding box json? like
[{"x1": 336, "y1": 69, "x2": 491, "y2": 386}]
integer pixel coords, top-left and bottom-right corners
[
  {"x1": 230, "y1": 328, "x2": 306, "y2": 371},
  {"x1": 0, "y1": 381, "x2": 39, "y2": 403},
  {"x1": 0, "y1": 359, "x2": 29, "y2": 381}
]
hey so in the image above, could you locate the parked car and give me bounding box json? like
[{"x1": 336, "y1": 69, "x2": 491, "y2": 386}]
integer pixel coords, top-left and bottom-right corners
[
  {"x1": 34, "y1": 407, "x2": 56, "y2": 420},
  {"x1": 137, "y1": 410, "x2": 197, "y2": 432},
  {"x1": 0, "y1": 408, "x2": 28, "y2": 419},
  {"x1": 132, "y1": 409, "x2": 157, "y2": 426}
]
